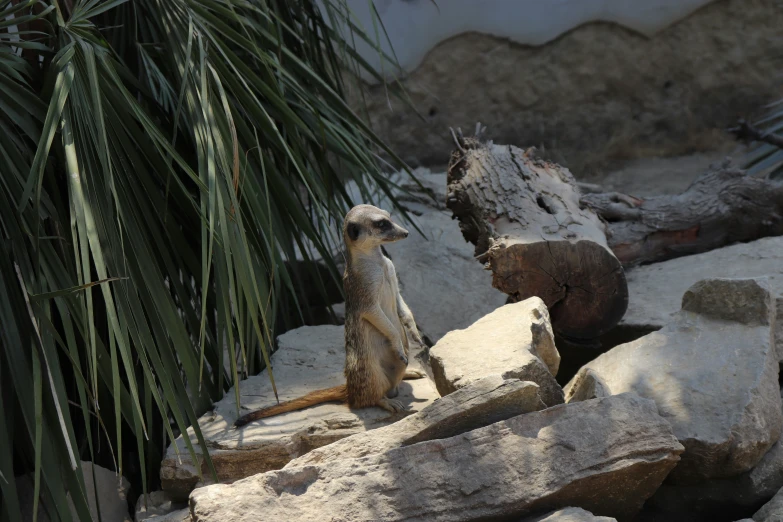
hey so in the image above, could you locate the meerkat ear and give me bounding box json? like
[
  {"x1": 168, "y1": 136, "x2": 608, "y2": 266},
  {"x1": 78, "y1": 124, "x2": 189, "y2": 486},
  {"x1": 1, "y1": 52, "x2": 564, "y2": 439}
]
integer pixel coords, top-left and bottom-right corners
[{"x1": 346, "y1": 223, "x2": 360, "y2": 241}]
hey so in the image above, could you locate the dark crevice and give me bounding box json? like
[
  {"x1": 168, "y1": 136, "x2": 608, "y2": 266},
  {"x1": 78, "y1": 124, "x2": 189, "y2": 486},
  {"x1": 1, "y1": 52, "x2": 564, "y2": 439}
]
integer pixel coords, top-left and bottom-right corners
[{"x1": 537, "y1": 194, "x2": 555, "y2": 214}]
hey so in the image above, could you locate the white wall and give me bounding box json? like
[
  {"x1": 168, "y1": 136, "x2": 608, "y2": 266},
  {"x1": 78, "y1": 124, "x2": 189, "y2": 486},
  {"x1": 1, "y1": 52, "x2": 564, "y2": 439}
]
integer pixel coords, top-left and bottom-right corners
[{"x1": 325, "y1": 0, "x2": 717, "y2": 83}]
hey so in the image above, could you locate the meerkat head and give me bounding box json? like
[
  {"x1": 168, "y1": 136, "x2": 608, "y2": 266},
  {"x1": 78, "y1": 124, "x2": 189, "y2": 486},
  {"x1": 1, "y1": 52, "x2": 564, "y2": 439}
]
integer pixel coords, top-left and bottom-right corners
[{"x1": 343, "y1": 204, "x2": 409, "y2": 251}]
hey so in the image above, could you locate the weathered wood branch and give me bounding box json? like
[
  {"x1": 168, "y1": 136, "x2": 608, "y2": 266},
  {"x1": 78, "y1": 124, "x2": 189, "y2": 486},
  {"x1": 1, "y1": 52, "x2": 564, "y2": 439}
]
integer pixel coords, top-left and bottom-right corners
[
  {"x1": 582, "y1": 166, "x2": 783, "y2": 267},
  {"x1": 447, "y1": 138, "x2": 628, "y2": 341},
  {"x1": 729, "y1": 119, "x2": 783, "y2": 150}
]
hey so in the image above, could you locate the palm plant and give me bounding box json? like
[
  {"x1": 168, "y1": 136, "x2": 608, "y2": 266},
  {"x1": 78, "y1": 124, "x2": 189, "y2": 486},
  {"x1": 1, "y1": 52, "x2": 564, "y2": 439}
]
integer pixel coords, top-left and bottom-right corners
[
  {"x1": 740, "y1": 98, "x2": 783, "y2": 178},
  {"x1": 0, "y1": 0, "x2": 412, "y2": 520}
]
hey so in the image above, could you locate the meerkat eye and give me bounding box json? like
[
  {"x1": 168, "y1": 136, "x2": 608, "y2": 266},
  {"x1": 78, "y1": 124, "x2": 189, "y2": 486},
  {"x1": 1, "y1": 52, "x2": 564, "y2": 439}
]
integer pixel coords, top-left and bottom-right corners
[{"x1": 375, "y1": 219, "x2": 391, "y2": 230}]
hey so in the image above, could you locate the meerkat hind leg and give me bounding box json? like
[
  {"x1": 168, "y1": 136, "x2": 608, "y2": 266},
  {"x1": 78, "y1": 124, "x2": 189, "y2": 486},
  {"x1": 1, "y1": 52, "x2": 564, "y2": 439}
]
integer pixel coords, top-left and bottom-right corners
[{"x1": 403, "y1": 369, "x2": 426, "y2": 379}]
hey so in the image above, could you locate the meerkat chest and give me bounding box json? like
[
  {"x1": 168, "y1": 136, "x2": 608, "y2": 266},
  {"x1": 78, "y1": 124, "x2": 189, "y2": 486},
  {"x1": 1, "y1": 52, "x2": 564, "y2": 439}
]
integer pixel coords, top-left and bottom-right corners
[{"x1": 378, "y1": 259, "x2": 400, "y2": 318}]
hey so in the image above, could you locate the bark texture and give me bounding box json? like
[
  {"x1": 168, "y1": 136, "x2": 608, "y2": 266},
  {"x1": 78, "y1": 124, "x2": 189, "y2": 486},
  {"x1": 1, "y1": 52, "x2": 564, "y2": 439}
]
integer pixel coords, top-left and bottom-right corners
[
  {"x1": 582, "y1": 165, "x2": 783, "y2": 267},
  {"x1": 446, "y1": 138, "x2": 628, "y2": 340}
]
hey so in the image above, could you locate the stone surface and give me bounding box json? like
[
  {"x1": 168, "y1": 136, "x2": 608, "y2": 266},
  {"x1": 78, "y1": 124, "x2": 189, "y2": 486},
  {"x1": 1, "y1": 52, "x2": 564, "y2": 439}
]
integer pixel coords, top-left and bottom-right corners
[
  {"x1": 17, "y1": 461, "x2": 131, "y2": 522},
  {"x1": 136, "y1": 491, "x2": 188, "y2": 522},
  {"x1": 430, "y1": 298, "x2": 563, "y2": 406},
  {"x1": 621, "y1": 236, "x2": 783, "y2": 361},
  {"x1": 140, "y1": 508, "x2": 190, "y2": 522},
  {"x1": 161, "y1": 325, "x2": 439, "y2": 500},
  {"x1": 644, "y1": 395, "x2": 783, "y2": 520},
  {"x1": 566, "y1": 278, "x2": 782, "y2": 483},
  {"x1": 523, "y1": 507, "x2": 618, "y2": 521},
  {"x1": 349, "y1": 0, "x2": 782, "y2": 177},
  {"x1": 287, "y1": 375, "x2": 545, "y2": 468},
  {"x1": 754, "y1": 487, "x2": 783, "y2": 521},
  {"x1": 189, "y1": 394, "x2": 683, "y2": 522},
  {"x1": 347, "y1": 168, "x2": 508, "y2": 342}
]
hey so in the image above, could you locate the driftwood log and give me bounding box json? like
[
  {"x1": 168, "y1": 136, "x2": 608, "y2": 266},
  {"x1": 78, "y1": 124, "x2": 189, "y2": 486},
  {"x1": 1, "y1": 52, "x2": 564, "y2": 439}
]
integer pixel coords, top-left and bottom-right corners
[
  {"x1": 447, "y1": 137, "x2": 628, "y2": 341},
  {"x1": 582, "y1": 163, "x2": 783, "y2": 267}
]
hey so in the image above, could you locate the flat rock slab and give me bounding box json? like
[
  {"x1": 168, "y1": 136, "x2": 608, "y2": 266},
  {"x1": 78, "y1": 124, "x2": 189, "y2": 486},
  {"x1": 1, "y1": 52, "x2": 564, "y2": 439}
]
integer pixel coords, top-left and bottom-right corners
[
  {"x1": 287, "y1": 375, "x2": 545, "y2": 467},
  {"x1": 567, "y1": 278, "x2": 782, "y2": 483},
  {"x1": 189, "y1": 393, "x2": 683, "y2": 522},
  {"x1": 622, "y1": 236, "x2": 783, "y2": 360},
  {"x1": 523, "y1": 507, "x2": 617, "y2": 521},
  {"x1": 430, "y1": 297, "x2": 563, "y2": 406},
  {"x1": 161, "y1": 325, "x2": 439, "y2": 500}
]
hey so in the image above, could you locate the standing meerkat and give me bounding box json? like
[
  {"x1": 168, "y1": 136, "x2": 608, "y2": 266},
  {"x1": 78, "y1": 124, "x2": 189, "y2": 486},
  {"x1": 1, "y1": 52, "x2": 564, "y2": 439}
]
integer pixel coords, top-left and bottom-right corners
[{"x1": 234, "y1": 204, "x2": 425, "y2": 427}]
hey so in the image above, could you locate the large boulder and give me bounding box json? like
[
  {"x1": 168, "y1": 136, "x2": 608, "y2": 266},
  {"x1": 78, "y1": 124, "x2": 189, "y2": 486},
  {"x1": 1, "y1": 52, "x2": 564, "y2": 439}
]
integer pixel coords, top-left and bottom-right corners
[
  {"x1": 189, "y1": 393, "x2": 683, "y2": 522},
  {"x1": 160, "y1": 325, "x2": 439, "y2": 500},
  {"x1": 287, "y1": 375, "x2": 545, "y2": 467},
  {"x1": 566, "y1": 278, "x2": 782, "y2": 483},
  {"x1": 523, "y1": 507, "x2": 617, "y2": 521},
  {"x1": 429, "y1": 297, "x2": 563, "y2": 406},
  {"x1": 621, "y1": 236, "x2": 783, "y2": 360},
  {"x1": 642, "y1": 389, "x2": 783, "y2": 520}
]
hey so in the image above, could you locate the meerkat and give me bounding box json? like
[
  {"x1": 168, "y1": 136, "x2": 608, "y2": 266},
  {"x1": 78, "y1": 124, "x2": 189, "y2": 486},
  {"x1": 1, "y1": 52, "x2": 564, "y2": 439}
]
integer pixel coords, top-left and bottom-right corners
[{"x1": 234, "y1": 204, "x2": 426, "y2": 427}]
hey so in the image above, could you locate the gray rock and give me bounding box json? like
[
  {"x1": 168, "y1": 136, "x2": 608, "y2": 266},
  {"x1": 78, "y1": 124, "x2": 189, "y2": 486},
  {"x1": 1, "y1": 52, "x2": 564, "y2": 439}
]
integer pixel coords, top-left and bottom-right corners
[
  {"x1": 523, "y1": 507, "x2": 617, "y2": 521},
  {"x1": 189, "y1": 394, "x2": 683, "y2": 522},
  {"x1": 160, "y1": 325, "x2": 439, "y2": 500},
  {"x1": 566, "y1": 278, "x2": 782, "y2": 483},
  {"x1": 430, "y1": 297, "x2": 563, "y2": 406},
  {"x1": 754, "y1": 487, "x2": 783, "y2": 522},
  {"x1": 644, "y1": 409, "x2": 783, "y2": 519},
  {"x1": 621, "y1": 236, "x2": 783, "y2": 361},
  {"x1": 286, "y1": 374, "x2": 545, "y2": 468},
  {"x1": 17, "y1": 461, "x2": 131, "y2": 522},
  {"x1": 136, "y1": 491, "x2": 188, "y2": 522}
]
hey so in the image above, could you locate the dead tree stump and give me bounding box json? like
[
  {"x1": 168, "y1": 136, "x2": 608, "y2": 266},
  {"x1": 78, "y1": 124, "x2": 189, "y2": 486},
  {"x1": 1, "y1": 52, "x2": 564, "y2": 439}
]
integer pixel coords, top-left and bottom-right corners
[{"x1": 447, "y1": 138, "x2": 628, "y2": 340}]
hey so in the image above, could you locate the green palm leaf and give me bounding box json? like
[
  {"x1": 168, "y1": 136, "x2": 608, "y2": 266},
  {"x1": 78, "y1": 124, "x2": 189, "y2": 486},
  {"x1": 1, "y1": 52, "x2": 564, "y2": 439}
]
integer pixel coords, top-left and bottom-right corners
[{"x1": 0, "y1": 0, "x2": 413, "y2": 519}]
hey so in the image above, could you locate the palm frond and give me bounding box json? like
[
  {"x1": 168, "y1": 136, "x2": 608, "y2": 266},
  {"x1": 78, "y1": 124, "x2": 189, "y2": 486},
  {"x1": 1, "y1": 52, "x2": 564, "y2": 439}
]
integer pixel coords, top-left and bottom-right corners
[{"x1": 0, "y1": 0, "x2": 413, "y2": 519}]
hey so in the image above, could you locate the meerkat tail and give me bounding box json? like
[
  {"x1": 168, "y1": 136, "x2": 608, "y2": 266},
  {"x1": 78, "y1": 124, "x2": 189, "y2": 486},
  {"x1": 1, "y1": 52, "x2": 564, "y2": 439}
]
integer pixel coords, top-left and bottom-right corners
[{"x1": 233, "y1": 384, "x2": 348, "y2": 427}]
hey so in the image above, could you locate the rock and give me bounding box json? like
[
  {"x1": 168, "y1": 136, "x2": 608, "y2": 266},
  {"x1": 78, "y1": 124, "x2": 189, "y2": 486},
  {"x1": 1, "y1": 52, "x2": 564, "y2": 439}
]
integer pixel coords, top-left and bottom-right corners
[
  {"x1": 754, "y1": 487, "x2": 783, "y2": 522},
  {"x1": 523, "y1": 507, "x2": 617, "y2": 521},
  {"x1": 140, "y1": 507, "x2": 190, "y2": 522},
  {"x1": 566, "y1": 278, "x2": 782, "y2": 483},
  {"x1": 17, "y1": 461, "x2": 131, "y2": 522},
  {"x1": 287, "y1": 375, "x2": 545, "y2": 467},
  {"x1": 621, "y1": 236, "x2": 783, "y2": 361},
  {"x1": 644, "y1": 426, "x2": 783, "y2": 520},
  {"x1": 160, "y1": 325, "x2": 439, "y2": 500},
  {"x1": 136, "y1": 491, "x2": 188, "y2": 522},
  {"x1": 189, "y1": 393, "x2": 683, "y2": 522},
  {"x1": 429, "y1": 297, "x2": 563, "y2": 406}
]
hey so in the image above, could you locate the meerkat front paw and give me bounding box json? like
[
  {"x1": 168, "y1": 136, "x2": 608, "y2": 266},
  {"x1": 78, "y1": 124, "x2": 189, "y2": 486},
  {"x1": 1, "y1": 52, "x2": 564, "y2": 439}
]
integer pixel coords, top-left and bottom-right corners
[{"x1": 378, "y1": 397, "x2": 408, "y2": 413}]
